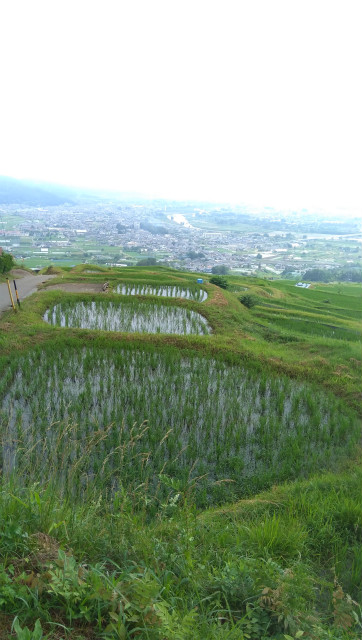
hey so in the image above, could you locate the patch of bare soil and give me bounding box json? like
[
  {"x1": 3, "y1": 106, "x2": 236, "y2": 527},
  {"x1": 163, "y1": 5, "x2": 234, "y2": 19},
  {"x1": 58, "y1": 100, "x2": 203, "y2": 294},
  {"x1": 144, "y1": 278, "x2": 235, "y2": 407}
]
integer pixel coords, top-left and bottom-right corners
[
  {"x1": 12, "y1": 533, "x2": 62, "y2": 575},
  {"x1": 45, "y1": 283, "x2": 104, "y2": 293},
  {"x1": 9, "y1": 268, "x2": 31, "y2": 278},
  {"x1": 0, "y1": 322, "x2": 13, "y2": 332},
  {"x1": 205, "y1": 289, "x2": 228, "y2": 306},
  {"x1": 0, "y1": 613, "x2": 13, "y2": 640}
]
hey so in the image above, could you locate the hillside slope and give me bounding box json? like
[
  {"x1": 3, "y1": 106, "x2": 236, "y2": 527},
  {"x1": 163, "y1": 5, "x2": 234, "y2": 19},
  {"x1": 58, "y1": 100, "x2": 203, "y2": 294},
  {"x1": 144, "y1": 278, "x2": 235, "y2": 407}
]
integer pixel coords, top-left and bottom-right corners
[
  {"x1": 0, "y1": 175, "x2": 72, "y2": 205},
  {"x1": 0, "y1": 266, "x2": 361, "y2": 639}
]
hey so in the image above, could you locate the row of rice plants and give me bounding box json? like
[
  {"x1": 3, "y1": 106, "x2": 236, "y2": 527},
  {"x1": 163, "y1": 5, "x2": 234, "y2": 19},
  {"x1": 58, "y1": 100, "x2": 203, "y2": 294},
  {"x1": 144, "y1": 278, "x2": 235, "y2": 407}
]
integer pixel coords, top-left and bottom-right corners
[
  {"x1": 1, "y1": 343, "x2": 359, "y2": 506},
  {"x1": 258, "y1": 314, "x2": 361, "y2": 342},
  {"x1": 43, "y1": 299, "x2": 211, "y2": 335},
  {"x1": 115, "y1": 283, "x2": 208, "y2": 301}
]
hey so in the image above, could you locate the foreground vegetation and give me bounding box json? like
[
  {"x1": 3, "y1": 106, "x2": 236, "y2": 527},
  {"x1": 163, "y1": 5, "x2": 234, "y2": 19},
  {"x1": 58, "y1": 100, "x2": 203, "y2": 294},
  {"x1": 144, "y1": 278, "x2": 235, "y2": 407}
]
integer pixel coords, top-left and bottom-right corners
[
  {"x1": 0, "y1": 251, "x2": 15, "y2": 278},
  {"x1": 0, "y1": 265, "x2": 361, "y2": 638},
  {"x1": 1, "y1": 466, "x2": 361, "y2": 640}
]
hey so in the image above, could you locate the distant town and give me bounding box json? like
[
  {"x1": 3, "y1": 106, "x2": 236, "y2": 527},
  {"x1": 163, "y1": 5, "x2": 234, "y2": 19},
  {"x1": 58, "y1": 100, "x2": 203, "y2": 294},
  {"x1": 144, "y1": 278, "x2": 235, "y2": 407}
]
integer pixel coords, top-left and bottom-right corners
[{"x1": 0, "y1": 183, "x2": 361, "y2": 281}]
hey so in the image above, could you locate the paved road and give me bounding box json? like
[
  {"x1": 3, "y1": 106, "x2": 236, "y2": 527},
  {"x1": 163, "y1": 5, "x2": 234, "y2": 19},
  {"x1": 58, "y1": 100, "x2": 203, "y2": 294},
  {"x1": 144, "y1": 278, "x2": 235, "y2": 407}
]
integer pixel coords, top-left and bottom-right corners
[{"x1": 0, "y1": 274, "x2": 55, "y2": 315}]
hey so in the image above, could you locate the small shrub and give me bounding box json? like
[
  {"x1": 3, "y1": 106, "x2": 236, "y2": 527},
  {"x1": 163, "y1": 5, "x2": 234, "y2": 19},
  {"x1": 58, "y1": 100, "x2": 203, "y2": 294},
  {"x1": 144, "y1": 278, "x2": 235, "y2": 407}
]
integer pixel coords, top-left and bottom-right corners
[
  {"x1": 239, "y1": 294, "x2": 258, "y2": 308},
  {"x1": 0, "y1": 251, "x2": 15, "y2": 274},
  {"x1": 239, "y1": 515, "x2": 307, "y2": 560},
  {"x1": 136, "y1": 257, "x2": 158, "y2": 266},
  {"x1": 210, "y1": 276, "x2": 228, "y2": 289}
]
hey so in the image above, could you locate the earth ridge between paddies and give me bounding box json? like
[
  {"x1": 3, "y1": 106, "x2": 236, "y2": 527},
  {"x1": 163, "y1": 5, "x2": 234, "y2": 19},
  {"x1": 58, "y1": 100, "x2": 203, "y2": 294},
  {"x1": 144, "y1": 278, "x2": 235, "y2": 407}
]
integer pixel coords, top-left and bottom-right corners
[
  {"x1": 0, "y1": 266, "x2": 361, "y2": 638},
  {"x1": 0, "y1": 266, "x2": 361, "y2": 505},
  {"x1": 2, "y1": 265, "x2": 360, "y2": 413}
]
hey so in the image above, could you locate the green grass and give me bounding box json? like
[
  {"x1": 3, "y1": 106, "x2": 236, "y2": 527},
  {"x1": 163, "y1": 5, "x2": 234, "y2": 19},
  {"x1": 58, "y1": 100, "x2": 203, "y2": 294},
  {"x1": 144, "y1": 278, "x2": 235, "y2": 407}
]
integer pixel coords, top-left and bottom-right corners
[
  {"x1": 0, "y1": 265, "x2": 361, "y2": 639},
  {"x1": 0, "y1": 468, "x2": 360, "y2": 639},
  {"x1": 0, "y1": 213, "x2": 28, "y2": 229}
]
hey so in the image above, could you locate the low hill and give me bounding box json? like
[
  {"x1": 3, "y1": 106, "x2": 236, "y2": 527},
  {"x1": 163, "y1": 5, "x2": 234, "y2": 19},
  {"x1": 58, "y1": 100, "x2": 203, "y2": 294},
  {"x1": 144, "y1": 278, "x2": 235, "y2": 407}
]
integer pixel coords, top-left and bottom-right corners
[{"x1": 0, "y1": 175, "x2": 73, "y2": 205}]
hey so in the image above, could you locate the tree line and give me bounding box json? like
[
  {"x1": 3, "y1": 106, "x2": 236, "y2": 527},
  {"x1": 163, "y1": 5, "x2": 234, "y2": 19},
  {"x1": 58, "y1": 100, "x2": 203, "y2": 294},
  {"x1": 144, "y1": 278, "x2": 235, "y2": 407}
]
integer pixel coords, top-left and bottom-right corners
[{"x1": 303, "y1": 265, "x2": 362, "y2": 282}]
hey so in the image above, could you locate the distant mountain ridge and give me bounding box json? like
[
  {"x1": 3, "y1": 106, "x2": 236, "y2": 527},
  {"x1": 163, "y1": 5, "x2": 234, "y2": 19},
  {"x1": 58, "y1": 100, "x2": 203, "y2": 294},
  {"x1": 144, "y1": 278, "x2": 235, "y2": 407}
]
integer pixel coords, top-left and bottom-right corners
[
  {"x1": 0, "y1": 175, "x2": 153, "y2": 206},
  {"x1": 0, "y1": 176, "x2": 74, "y2": 205}
]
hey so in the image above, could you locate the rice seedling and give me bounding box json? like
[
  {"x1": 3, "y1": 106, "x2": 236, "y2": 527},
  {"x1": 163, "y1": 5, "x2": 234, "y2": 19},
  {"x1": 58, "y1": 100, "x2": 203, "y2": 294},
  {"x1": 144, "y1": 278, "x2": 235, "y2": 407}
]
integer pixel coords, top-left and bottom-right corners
[
  {"x1": 43, "y1": 299, "x2": 211, "y2": 335},
  {"x1": 0, "y1": 271, "x2": 361, "y2": 639},
  {"x1": 115, "y1": 283, "x2": 208, "y2": 301},
  {"x1": 259, "y1": 315, "x2": 361, "y2": 342},
  {"x1": 1, "y1": 342, "x2": 359, "y2": 507}
]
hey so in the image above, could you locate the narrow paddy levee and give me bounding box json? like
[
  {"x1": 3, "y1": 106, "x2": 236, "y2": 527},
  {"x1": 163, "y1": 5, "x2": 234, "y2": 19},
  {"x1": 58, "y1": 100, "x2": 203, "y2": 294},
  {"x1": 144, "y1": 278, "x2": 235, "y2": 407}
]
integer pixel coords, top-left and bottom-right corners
[
  {"x1": 43, "y1": 299, "x2": 211, "y2": 335},
  {"x1": 115, "y1": 283, "x2": 208, "y2": 301},
  {"x1": 0, "y1": 343, "x2": 359, "y2": 505}
]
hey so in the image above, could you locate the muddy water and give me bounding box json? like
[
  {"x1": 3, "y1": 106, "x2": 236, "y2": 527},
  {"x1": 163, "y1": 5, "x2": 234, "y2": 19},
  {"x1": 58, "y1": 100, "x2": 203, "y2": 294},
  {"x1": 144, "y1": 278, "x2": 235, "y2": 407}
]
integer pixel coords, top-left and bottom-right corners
[
  {"x1": 115, "y1": 284, "x2": 207, "y2": 302},
  {"x1": 43, "y1": 301, "x2": 211, "y2": 335}
]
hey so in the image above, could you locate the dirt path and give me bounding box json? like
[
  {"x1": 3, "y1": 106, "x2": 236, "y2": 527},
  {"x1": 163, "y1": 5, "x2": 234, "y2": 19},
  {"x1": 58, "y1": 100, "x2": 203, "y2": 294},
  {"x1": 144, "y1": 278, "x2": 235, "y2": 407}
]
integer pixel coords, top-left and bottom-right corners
[{"x1": 0, "y1": 273, "x2": 56, "y2": 315}]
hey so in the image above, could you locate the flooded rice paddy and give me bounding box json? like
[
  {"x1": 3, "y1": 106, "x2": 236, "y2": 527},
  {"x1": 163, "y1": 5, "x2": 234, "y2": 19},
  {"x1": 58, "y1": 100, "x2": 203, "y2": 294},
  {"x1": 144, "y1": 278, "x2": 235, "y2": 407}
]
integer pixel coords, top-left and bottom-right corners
[
  {"x1": 0, "y1": 344, "x2": 358, "y2": 503},
  {"x1": 43, "y1": 300, "x2": 211, "y2": 335},
  {"x1": 115, "y1": 284, "x2": 208, "y2": 302}
]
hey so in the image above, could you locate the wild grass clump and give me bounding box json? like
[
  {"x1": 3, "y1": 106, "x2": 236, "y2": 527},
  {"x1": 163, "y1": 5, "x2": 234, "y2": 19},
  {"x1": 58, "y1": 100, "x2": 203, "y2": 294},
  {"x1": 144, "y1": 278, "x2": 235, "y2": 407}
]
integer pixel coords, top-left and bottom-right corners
[
  {"x1": 0, "y1": 467, "x2": 361, "y2": 639},
  {"x1": 239, "y1": 294, "x2": 259, "y2": 308}
]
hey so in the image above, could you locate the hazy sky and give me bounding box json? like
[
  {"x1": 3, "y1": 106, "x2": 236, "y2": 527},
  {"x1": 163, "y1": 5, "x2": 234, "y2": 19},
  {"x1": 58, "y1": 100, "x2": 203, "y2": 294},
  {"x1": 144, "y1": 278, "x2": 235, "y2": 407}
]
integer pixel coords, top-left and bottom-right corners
[{"x1": 0, "y1": 0, "x2": 360, "y2": 210}]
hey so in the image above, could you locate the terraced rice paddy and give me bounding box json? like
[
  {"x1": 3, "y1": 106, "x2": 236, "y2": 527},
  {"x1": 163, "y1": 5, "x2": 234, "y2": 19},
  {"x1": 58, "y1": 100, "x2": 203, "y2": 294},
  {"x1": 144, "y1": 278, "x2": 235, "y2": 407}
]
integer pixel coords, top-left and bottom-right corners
[
  {"x1": 43, "y1": 299, "x2": 211, "y2": 335},
  {"x1": 115, "y1": 284, "x2": 208, "y2": 301},
  {"x1": 267, "y1": 316, "x2": 361, "y2": 341},
  {"x1": 0, "y1": 344, "x2": 358, "y2": 504}
]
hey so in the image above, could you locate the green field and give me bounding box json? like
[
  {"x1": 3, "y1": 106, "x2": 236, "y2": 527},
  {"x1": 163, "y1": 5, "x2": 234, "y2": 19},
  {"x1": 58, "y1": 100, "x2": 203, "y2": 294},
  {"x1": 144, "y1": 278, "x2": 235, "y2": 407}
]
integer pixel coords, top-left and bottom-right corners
[
  {"x1": 0, "y1": 266, "x2": 361, "y2": 639},
  {"x1": 0, "y1": 212, "x2": 28, "y2": 230}
]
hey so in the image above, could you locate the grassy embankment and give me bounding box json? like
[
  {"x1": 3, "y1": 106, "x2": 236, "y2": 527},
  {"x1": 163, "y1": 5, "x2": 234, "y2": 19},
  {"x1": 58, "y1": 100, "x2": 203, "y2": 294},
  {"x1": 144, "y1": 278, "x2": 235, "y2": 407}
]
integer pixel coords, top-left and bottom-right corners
[{"x1": 0, "y1": 265, "x2": 361, "y2": 639}]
